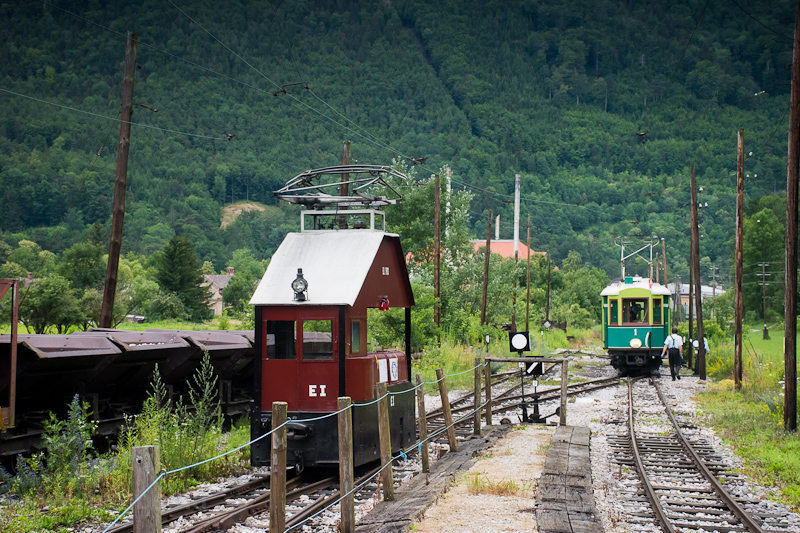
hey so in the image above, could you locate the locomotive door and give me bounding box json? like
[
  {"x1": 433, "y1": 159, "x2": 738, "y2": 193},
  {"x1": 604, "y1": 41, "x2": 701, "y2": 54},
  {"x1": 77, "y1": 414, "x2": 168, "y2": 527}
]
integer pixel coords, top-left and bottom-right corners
[
  {"x1": 295, "y1": 313, "x2": 338, "y2": 411},
  {"x1": 261, "y1": 307, "x2": 339, "y2": 413}
]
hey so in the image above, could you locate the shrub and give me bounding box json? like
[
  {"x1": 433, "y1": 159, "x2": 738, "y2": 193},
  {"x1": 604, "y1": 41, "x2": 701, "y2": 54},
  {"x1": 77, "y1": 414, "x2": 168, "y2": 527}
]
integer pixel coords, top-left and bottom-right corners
[
  {"x1": 1, "y1": 395, "x2": 101, "y2": 497},
  {"x1": 111, "y1": 349, "x2": 233, "y2": 495}
]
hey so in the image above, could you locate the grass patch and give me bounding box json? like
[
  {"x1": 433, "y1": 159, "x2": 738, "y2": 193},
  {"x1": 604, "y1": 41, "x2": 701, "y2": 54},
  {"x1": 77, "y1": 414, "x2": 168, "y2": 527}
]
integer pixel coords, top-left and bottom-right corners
[
  {"x1": 536, "y1": 442, "x2": 551, "y2": 455},
  {"x1": 698, "y1": 387, "x2": 800, "y2": 508},
  {"x1": 460, "y1": 471, "x2": 531, "y2": 496}
]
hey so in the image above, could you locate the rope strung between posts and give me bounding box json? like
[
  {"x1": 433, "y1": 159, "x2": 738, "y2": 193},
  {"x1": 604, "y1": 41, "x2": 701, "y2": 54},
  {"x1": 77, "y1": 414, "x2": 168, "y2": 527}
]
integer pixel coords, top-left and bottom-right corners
[{"x1": 285, "y1": 398, "x2": 490, "y2": 533}]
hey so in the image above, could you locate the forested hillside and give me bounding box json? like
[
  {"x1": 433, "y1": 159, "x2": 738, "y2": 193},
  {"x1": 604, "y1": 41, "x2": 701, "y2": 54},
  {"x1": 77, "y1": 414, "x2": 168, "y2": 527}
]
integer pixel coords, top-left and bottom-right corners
[{"x1": 0, "y1": 0, "x2": 794, "y2": 282}]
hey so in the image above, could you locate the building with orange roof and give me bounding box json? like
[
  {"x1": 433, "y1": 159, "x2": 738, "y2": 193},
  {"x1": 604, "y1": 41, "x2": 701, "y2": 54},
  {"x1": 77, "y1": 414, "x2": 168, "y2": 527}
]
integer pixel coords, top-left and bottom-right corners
[{"x1": 471, "y1": 240, "x2": 546, "y2": 260}]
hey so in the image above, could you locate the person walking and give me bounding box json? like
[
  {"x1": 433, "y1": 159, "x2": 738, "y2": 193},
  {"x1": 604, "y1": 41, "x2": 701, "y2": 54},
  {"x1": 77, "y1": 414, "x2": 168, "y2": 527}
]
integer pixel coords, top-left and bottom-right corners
[
  {"x1": 693, "y1": 336, "x2": 710, "y2": 356},
  {"x1": 662, "y1": 327, "x2": 683, "y2": 381}
]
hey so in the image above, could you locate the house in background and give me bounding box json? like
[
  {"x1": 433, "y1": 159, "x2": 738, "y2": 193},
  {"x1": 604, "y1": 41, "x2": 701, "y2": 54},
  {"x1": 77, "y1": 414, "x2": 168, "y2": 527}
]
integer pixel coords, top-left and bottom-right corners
[
  {"x1": 203, "y1": 267, "x2": 234, "y2": 315},
  {"x1": 665, "y1": 282, "x2": 725, "y2": 318},
  {"x1": 470, "y1": 240, "x2": 547, "y2": 260}
]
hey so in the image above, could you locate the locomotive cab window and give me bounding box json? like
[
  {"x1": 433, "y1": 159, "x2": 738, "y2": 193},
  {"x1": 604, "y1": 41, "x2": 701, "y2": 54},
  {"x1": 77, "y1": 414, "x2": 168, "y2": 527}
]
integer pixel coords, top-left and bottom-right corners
[
  {"x1": 267, "y1": 320, "x2": 297, "y2": 359},
  {"x1": 302, "y1": 320, "x2": 333, "y2": 360},
  {"x1": 652, "y1": 298, "x2": 662, "y2": 324},
  {"x1": 609, "y1": 299, "x2": 619, "y2": 324},
  {"x1": 623, "y1": 298, "x2": 648, "y2": 323},
  {"x1": 351, "y1": 320, "x2": 361, "y2": 354}
]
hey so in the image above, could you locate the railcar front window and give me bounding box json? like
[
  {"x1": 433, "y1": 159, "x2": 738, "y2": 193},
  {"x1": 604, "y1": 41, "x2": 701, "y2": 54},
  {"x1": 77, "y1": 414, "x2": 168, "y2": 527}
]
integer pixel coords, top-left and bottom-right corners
[
  {"x1": 267, "y1": 320, "x2": 296, "y2": 359},
  {"x1": 351, "y1": 320, "x2": 361, "y2": 354},
  {"x1": 623, "y1": 299, "x2": 649, "y2": 323},
  {"x1": 302, "y1": 320, "x2": 333, "y2": 360}
]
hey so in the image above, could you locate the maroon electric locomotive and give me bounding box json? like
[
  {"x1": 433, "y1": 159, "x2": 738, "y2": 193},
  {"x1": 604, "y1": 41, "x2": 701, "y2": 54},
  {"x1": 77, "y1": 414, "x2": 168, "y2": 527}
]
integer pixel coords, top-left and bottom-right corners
[{"x1": 249, "y1": 166, "x2": 417, "y2": 471}]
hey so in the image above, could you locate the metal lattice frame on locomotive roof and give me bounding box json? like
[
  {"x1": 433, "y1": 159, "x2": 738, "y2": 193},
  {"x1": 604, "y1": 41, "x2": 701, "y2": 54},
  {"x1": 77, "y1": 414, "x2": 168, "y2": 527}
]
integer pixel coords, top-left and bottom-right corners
[{"x1": 274, "y1": 165, "x2": 409, "y2": 208}]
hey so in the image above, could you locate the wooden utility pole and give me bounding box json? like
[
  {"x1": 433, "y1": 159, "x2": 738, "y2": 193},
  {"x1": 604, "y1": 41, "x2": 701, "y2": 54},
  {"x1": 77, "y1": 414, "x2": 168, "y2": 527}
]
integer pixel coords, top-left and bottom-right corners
[
  {"x1": 655, "y1": 253, "x2": 660, "y2": 284},
  {"x1": 661, "y1": 238, "x2": 668, "y2": 286},
  {"x1": 101, "y1": 31, "x2": 137, "y2": 328},
  {"x1": 434, "y1": 174, "x2": 441, "y2": 329},
  {"x1": 526, "y1": 214, "x2": 531, "y2": 332},
  {"x1": 340, "y1": 141, "x2": 351, "y2": 196},
  {"x1": 511, "y1": 173, "x2": 520, "y2": 330},
  {"x1": 480, "y1": 211, "x2": 492, "y2": 326},
  {"x1": 784, "y1": 1, "x2": 800, "y2": 432},
  {"x1": 545, "y1": 253, "x2": 551, "y2": 322},
  {"x1": 735, "y1": 129, "x2": 745, "y2": 391},
  {"x1": 688, "y1": 252, "x2": 694, "y2": 371},
  {"x1": 759, "y1": 262, "x2": 770, "y2": 339},
  {"x1": 339, "y1": 141, "x2": 350, "y2": 229},
  {"x1": 690, "y1": 165, "x2": 706, "y2": 380}
]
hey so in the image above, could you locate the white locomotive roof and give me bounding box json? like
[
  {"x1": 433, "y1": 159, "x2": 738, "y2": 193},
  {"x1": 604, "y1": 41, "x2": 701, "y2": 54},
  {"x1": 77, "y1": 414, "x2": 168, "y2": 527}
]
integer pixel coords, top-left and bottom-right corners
[
  {"x1": 250, "y1": 231, "x2": 398, "y2": 306},
  {"x1": 601, "y1": 276, "x2": 671, "y2": 297}
]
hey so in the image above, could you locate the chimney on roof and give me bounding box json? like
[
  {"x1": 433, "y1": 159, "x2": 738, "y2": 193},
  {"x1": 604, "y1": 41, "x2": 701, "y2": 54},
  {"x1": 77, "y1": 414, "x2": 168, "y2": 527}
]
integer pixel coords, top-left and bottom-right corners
[
  {"x1": 27, "y1": 272, "x2": 32, "y2": 279},
  {"x1": 227, "y1": 266, "x2": 234, "y2": 276}
]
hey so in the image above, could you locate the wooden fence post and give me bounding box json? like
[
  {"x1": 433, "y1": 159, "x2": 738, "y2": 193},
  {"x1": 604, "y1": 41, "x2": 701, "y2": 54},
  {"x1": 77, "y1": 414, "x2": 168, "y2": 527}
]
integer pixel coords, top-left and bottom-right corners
[
  {"x1": 270, "y1": 402, "x2": 287, "y2": 533},
  {"x1": 484, "y1": 362, "x2": 492, "y2": 426},
  {"x1": 338, "y1": 397, "x2": 355, "y2": 533},
  {"x1": 415, "y1": 374, "x2": 430, "y2": 473},
  {"x1": 436, "y1": 368, "x2": 458, "y2": 452},
  {"x1": 132, "y1": 445, "x2": 160, "y2": 533},
  {"x1": 376, "y1": 382, "x2": 395, "y2": 501},
  {"x1": 473, "y1": 358, "x2": 481, "y2": 435},
  {"x1": 559, "y1": 359, "x2": 568, "y2": 425}
]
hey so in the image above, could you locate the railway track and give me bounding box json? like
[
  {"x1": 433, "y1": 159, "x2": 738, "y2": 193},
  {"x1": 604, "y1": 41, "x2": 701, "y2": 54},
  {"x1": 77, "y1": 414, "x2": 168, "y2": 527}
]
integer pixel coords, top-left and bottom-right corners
[
  {"x1": 104, "y1": 461, "x2": 419, "y2": 533},
  {"x1": 427, "y1": 372, "x2": 632, "y2": 427},
  {"x1": 611, "y1": 377, "x2": 790, "y2": 533}
]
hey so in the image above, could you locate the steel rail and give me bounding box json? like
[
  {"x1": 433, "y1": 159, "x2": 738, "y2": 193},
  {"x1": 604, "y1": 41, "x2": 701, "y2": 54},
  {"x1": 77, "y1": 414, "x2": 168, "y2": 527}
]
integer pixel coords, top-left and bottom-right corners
[
  {"x1": 284, "y1": 465, "x2": 381, "y2": 531},
  {"x1": 652, "y1": 378, "x2": 765, "y2": 533},
  {"x1": 424, "y1": 370, "x2": 518, "y2": 418},
  {"x1": 106, "y1": 474, "x2": 273, "y2": 533},
  {"x1": 179, "y1": 475, "x2": 313, "y2": 533},
  {"x1": 627, "y1": 377, "x2": 676, "y2": 533},
  {"x1": 432, "y1": 375, "x2": 633, "y2": 421}
]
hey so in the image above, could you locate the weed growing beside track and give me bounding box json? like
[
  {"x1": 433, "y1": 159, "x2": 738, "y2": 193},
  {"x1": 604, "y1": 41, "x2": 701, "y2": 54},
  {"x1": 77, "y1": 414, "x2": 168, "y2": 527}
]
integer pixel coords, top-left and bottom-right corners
[{"x1": 0, "y1": 350, "x2": 251, "y2": 533}]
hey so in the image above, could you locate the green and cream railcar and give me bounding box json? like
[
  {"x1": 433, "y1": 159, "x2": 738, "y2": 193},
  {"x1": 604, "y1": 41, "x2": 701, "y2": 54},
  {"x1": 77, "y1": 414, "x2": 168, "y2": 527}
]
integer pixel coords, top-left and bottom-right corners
[{"x1": 601, "y1": 276, "x2": 671, "y2": 374}]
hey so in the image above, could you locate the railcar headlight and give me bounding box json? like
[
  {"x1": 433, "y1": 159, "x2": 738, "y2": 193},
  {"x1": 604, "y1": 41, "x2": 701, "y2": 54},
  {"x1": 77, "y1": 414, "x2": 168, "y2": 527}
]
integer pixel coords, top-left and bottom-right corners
[
  {"x1": 629, "y1": 338, "x2": 642, "y2": 348},
  {"x1": 292, "y1": 268, "x2": 308, "y2": 301}
]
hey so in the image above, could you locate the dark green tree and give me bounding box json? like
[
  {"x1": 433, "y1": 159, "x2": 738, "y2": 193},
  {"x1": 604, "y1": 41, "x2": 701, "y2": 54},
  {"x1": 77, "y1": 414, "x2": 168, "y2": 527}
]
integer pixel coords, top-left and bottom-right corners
[
  {"x1": 56, "y1": 241, "x2": 105, "y2": 293},
  {"x1": 19, "y1": 274, "x2": 83, "y2": 334},
  {"x1": 153, "y1": 236, "x2": 211, "y2": 322}
]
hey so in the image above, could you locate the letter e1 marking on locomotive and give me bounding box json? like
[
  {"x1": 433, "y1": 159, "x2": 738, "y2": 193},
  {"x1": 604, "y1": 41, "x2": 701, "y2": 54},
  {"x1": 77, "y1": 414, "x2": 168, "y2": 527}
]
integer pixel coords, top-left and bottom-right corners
[{"x1": 308, "y1": 385, "x2": 327, "y2": 397}]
